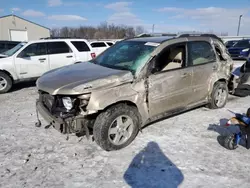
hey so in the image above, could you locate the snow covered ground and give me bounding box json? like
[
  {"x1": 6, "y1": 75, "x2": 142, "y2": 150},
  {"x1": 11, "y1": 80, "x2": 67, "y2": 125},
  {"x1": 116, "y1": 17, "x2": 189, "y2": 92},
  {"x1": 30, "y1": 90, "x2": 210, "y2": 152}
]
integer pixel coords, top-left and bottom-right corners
[{"x1": 1, "y1": 63, "x2": 250, "y2": 188}]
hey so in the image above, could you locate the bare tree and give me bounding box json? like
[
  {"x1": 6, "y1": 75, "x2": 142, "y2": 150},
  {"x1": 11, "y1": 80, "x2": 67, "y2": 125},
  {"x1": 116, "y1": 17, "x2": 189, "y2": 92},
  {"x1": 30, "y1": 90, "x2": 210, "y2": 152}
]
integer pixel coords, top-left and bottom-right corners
[
  {"x1": 50, "y1": 23, "x2": 144, "y2": 39},
  {"x1": 135, "y1": 26, "x2": 145, "y2": 35}
]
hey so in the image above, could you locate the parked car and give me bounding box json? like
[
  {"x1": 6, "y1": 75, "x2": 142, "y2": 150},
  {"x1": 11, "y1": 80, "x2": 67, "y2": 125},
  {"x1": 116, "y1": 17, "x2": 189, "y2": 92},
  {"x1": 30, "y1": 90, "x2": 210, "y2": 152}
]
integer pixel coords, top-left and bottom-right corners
[
  {"x1": 0, "y1": 40, "x2": 21, "y2": 54},
  {"x1": 228, "y1": 39, "x2": 250, "y2": 59},
  {"x1": 0, "y1": 42, "x2": 27, "y2": 58},
  {"x1": 224, "y1": 40, "x2": 238, "y2": 48},
  {"x1": 232, "y1": 53, "x2": 250, "y2": 97},
  {"x1": 240, "y1": 48, "x2": 250, "y2": 60},
  {"x1": 36, "y1": 34, "x2": 233, "y2": 151},
  {"x1": 0, "y1": 39, "x2": 96, "y2": 93},
  {"x1": 90, "y1": 41, "x2": 115, "y2": 56}
]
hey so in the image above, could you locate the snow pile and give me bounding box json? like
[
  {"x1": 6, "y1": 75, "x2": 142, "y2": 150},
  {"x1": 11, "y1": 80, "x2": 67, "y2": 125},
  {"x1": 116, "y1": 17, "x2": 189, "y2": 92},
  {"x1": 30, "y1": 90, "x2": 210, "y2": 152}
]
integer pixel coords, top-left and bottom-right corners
[{"x1": 0, "y1": 82, "x2": 250, "y2": 188}]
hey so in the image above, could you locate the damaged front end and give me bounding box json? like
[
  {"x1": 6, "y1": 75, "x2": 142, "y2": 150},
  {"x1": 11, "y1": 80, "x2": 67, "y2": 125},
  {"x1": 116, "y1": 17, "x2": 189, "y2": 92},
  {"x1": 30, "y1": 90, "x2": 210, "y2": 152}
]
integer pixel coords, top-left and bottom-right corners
[{"x1": 36, "y1": 91, "x2": 95, "y2": 137}]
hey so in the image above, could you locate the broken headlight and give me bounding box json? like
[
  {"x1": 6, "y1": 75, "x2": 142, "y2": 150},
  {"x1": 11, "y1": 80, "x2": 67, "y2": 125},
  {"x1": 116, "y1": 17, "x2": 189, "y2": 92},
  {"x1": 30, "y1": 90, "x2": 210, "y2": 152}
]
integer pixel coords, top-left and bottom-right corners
[
  {"x1": 78, "y1": 93, "x2": 91, "y2": 109},
  {"x1": 62, "y1": 97, "x2": 73, "y2": 111}
]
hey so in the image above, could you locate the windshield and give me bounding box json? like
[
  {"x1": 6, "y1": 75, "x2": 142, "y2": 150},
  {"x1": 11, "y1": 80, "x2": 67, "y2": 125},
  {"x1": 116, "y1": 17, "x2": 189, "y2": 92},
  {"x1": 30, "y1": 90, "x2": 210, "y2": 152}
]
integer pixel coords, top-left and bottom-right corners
[
  {"x1": 92, "y1": 41, "x2": 157, "y2": 74},
  {"x1": 233, "y1": 40, "x2": 250, "y2": 48},
  {"x1": 2, "y1": 42, "x2": 27, "y2": 56}
]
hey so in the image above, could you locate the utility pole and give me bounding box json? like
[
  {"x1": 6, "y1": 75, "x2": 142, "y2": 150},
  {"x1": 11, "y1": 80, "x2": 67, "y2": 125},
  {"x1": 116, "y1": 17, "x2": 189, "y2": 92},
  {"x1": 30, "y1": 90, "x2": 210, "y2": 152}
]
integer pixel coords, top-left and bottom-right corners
[
  {"x1": 152, "y1": 24, "x2": 155, "y2": 34},
  {"x1": 237, "y1": 15, "x2": 243, "y2": 36}
]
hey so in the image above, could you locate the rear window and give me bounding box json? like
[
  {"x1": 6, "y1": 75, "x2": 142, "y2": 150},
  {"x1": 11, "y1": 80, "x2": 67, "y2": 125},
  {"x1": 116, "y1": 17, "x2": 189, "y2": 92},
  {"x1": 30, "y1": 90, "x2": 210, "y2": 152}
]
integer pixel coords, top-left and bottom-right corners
[
  {"x1": 91, "y1": 42, "x2": 107, "y2": 48},
  {"x1": 0, "y1": 43, "x2": 5, "y2": 49},
  {"x1": 6, "y1": 43, "x2": 18, "y2": 49},
  {"x1": 47, "y1": 42, "x2": 72, "y2": 55},
  {"x1": 71, "y1": 41, "x2": 90, "y2": 52}
]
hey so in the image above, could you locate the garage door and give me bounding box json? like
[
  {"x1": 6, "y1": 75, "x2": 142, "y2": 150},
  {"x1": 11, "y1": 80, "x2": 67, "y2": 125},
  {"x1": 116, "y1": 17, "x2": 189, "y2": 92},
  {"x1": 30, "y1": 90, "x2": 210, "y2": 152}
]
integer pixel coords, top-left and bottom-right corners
[{"x1": 10, "y1": 30, "x2": 28, "y2": 41}]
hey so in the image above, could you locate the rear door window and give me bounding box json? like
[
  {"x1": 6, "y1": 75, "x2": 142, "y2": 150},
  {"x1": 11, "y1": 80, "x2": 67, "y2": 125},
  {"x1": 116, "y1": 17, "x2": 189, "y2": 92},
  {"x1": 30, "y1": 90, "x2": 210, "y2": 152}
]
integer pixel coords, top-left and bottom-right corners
[
  {"x1": 47, "y1": 42, "x2": 72, "y2": 55},
  {"x1": 91, "y1": 42, "x2": 107, "y2": 48},
  {"x1": 188, "y1": 41, "x2": 216, "y2": 66},
  {"x1": 71, "y1": 41, "x2": 90, "y2": 52}
]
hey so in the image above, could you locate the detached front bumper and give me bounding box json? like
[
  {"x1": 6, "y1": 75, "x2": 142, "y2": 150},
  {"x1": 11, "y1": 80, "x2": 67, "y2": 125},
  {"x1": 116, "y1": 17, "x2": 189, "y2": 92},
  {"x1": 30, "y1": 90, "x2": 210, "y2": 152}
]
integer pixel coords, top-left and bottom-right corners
[
  {"x1": 36, "y1": 99, "x2": 94, "y2": 136},
  {"x1": 36, "y1": 100, "x2": 65, "y2": 133}
]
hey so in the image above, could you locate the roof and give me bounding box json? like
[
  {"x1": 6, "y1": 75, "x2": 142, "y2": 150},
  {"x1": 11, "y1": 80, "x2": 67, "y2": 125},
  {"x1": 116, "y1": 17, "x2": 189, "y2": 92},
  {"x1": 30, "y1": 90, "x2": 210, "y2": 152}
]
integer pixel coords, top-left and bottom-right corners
[
  {"x1": 0, "y1": 14, "x2": 50, "y2": 30},
  {"x1": 127, "y1": 36, "x2": 174, "y2": 43},
  {"x1": 26, "y1": 38, "x2": 89, "y2": 43},
  {"x1": 90, "y1": 41, "x2": 115, "y2": 43},
  {"x1": 0, "y1": 40, "x2": 21, "y2": 43},
  {"x1": 127, "y1": 34, "x2": 224, "y2": 44}
]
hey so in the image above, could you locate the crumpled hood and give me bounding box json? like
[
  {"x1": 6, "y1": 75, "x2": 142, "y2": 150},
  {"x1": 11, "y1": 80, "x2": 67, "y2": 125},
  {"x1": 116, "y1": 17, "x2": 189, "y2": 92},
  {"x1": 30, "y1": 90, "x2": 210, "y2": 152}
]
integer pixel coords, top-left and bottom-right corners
[{"x1": 36, "y1": 62, "x2": 133, "y2": 95}]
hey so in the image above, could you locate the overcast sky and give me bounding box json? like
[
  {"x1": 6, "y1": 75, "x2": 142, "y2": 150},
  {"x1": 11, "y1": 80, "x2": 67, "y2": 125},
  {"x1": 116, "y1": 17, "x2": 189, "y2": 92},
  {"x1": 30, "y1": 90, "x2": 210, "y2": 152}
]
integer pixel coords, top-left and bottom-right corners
[{"x1": 0, "y1": 0, "x2": 250, "y2": 35}]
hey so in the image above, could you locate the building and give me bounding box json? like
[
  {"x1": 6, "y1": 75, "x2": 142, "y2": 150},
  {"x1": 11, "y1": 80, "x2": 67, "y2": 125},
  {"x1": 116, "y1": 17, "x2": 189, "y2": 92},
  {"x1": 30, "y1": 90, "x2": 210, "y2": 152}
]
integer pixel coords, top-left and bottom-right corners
[{"x1": 0, "y1": 14, "x2": 50, "y2": 41}]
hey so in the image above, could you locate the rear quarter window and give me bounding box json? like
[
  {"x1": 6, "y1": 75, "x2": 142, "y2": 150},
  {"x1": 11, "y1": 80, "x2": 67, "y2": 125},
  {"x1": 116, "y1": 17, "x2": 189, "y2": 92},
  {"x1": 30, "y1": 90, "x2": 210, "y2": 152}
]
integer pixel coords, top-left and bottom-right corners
[
  {"x1": 71, "y1": 41, "x2": 90, "y2": 52},
  {"x1": 91, "y1": 42, "x2": 107, "y2": 48},
  {"x1": 107, "y1": 42, "x2": 113, "y2": 46}
]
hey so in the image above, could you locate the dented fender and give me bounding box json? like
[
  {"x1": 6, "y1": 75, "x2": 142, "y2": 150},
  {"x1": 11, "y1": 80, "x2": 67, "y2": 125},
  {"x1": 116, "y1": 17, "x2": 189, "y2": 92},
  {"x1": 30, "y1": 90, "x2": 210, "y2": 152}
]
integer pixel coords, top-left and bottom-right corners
[{"x1": 86, "y1": 81, "x2": 149, "y2": 125}]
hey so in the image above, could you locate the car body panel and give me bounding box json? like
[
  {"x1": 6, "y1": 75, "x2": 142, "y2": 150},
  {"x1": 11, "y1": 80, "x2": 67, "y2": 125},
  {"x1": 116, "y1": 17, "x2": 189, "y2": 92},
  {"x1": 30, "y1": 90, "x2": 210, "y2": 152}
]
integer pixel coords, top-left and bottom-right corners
[
  {"x1": 36, "y1": 62, "x2": 133, "y2": 95},
  {"x1": 36, "y1": 35, "x2": 233, "y2": 127},
  {"x1": 228, "y1": 47, "x2": 246, "y2": 58},
  {"x1": 148, "y1": 67, "x2": 193, "y2": 117}
]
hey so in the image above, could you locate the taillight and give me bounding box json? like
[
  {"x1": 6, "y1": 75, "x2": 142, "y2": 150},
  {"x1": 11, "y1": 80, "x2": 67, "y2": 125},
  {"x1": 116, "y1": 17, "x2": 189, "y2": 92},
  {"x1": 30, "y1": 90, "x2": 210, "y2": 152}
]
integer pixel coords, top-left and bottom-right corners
[
  {"x1": 225, "y1": 120, "x2": 231, "y2": 126},
  {"x1": 91, "y1": 53, "x2": 96, "y2": 59}
]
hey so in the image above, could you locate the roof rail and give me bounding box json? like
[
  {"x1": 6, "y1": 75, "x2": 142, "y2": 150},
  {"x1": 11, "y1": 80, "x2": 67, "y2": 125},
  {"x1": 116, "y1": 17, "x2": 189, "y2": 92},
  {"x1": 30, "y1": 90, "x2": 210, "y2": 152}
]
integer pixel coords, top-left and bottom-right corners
[
  {"x1": 177, "y1": 33, "x2": 223, "y2": 42},
  {"x1": 136, "y1": 33, "x2": 177, "y2": 38},
  {"x1": 40, "y1": 37, "x2": 82, "y2": 40}
]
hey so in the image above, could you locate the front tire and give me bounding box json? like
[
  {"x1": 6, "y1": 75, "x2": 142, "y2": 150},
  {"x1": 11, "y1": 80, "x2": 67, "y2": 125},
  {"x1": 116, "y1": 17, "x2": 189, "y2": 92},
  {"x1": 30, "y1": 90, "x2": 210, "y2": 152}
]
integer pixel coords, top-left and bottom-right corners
[
  {"x1": 224, "y1": 134, "x2": 237, "y2": 150},
  {"x1": 93, "y1": 104, "x2": 140, "y2": 151},
  {"x1": 208, "y1": 81, "x2": 228, "y2": 109},
  {"x1": 0, "y1": 72, "x2": 12, "y2": 94}
]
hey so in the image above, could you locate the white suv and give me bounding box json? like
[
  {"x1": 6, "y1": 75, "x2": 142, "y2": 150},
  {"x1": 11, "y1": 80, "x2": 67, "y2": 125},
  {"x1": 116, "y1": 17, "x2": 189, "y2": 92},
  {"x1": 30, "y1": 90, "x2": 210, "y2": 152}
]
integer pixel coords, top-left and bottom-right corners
[
  {"x1": 0, "y1": 39, "x2": 96, "y2": 93},
  {"x1": 90, "y1": 41, "x2": 115, "y2": 56}
]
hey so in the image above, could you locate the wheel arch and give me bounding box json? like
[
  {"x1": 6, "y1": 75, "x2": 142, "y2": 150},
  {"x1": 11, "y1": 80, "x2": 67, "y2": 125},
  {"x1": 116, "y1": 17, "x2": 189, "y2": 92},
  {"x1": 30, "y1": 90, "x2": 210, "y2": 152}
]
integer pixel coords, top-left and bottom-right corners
[
  {"x1": 101, "y1": 100, "x2": 143, "y2": 126},
  {"x1": 208, "y1": 75, "x2": 228, "y2": 96},
  {"x1": 0, "y1": 69, "x2": 14, "y2": 81}
]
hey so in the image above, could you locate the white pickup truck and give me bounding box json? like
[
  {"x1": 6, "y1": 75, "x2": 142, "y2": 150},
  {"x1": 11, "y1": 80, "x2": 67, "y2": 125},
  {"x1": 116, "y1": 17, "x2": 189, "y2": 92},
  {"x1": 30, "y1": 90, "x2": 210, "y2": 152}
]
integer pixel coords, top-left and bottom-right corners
[{"x1": 0, "y1": 39, "x2": 96, "y2": 93}]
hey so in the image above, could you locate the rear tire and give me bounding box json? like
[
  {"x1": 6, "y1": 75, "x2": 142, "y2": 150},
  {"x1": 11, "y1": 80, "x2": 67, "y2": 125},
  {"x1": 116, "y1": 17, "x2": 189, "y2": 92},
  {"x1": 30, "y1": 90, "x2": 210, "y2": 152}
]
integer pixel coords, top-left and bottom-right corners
[
  {"x1": 224, "y1": 134, "x2": 237, "y2": 150},
  {"x1": 93, "y1": 103, "x2": 140, "y2": 151},
  {"x1": 0, "y1": 72, "x2": 12, "y2": 94},
  {"x1": 208, "y1": 81, "x2": 228, "y2": 109}
]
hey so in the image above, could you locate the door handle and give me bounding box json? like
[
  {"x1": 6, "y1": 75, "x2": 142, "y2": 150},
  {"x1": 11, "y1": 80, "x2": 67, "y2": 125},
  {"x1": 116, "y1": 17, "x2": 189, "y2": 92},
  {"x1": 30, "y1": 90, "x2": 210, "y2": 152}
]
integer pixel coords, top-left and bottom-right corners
[
  {"x1": 66, "y1": 55, "x2": 73, "y2": 58},
  {"x1": 39, "y1": 58, "x2": 46, "y2": 61}
]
